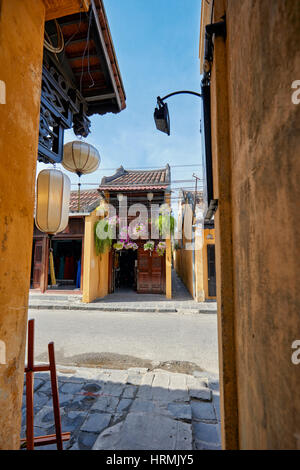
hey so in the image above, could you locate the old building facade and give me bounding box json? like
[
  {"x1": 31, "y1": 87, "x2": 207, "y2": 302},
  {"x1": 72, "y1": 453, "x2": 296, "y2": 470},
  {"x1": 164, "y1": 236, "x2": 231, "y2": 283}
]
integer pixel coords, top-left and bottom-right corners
[{"x1": 82, "y1": 165, "x2": 173, "y2": 302}]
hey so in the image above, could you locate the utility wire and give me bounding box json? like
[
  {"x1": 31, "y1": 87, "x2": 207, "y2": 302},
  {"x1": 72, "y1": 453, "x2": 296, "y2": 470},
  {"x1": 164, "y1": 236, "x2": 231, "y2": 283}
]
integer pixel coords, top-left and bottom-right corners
[{"x1": 92, "y1": 164, "x2": 202, "y2": 171}]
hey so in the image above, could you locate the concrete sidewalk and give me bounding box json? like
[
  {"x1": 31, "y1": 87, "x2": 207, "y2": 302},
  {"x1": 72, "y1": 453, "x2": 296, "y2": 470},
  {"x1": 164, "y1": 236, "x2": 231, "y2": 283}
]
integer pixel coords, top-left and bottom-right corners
[
  {"x1": 29, "y1": 272, "x2": 217, "y2": 314},
  {"x1": 21, "y1": 365, "x2": 221, "y2": 450}
]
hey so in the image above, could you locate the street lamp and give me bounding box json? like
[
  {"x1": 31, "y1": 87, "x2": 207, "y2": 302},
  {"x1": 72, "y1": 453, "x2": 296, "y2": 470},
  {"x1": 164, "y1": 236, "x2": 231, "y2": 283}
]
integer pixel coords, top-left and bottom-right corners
[
  {"x1": 154, "y1": 90, "x2": 202, "y2": 135},
  {"x1": 153, "y1": 88, "x2": 217, "y2": 223}
]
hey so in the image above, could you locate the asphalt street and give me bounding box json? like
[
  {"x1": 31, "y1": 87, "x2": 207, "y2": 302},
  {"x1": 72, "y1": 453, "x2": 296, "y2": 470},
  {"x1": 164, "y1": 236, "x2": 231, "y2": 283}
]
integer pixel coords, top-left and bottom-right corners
[{"x1": 28, "y1": 309, "x2": 219, "y2": 375}]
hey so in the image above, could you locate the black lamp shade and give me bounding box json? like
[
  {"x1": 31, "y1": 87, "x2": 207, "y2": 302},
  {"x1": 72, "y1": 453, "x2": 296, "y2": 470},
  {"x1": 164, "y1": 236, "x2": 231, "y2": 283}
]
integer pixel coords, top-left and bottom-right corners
[{"x1": 154, "y1": 102, "x2": 170, "y2": 135}]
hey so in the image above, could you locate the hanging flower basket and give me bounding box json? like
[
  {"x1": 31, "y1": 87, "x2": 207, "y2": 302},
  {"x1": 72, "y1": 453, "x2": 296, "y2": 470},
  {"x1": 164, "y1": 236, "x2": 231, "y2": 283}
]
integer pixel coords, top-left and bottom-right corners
[
  {"x1": 113, "y1": 241, "x2": 124, "y2": 251},
  {"x1": 143, "y1": 240, "x2": 155, "y2": 252},
  {"x1": 156, "y1": 241, "x2": 166, "y2": 256},
  {"x1": 108, "y1": 215, "x2": 120, "y2": 226},
  {"x1": 94, "y1": 219, "x2": 114, "y2": 255},
  {"x1": 119, "y1": 226, "x2": 129, "y2": 241},
  {"x1": 129, "y1": 222, "x2": 147, "y2": 239},
  {"x1": 124, "y1": 241, "x2": 138, "y2": 250}
]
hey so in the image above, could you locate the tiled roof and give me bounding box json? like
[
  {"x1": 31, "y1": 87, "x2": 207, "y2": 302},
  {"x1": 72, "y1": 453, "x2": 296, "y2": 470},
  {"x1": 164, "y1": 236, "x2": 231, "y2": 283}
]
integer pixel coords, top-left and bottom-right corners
[
  {"x1": 99, "y1": 165, "x2": 171, "y2": 191},
  {"x1": 69, "y1": 189, "x2": 100, "y2": 213}
]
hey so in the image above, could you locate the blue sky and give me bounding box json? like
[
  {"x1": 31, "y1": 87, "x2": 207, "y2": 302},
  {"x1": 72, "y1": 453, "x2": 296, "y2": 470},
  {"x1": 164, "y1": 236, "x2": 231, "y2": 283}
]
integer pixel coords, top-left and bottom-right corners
[{"x1": 38, "y1": 0, "x2": 203, "y2": 208}]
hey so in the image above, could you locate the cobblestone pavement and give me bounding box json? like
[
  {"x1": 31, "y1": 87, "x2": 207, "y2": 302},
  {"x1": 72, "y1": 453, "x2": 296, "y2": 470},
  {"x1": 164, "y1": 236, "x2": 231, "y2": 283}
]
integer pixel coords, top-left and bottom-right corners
[
  {"x1": 21, "y1": 366, "x2": 221, "y2": 450},
  {"x1": 29, "y1": 271, "x2": 217, "y2": 314}
]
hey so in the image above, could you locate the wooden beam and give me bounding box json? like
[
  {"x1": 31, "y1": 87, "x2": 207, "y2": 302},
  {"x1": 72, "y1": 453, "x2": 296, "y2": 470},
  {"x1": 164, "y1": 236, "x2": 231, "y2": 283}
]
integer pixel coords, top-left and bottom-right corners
[{"x1": 44, "y1": 0, "x2": 90, "y2": 21}]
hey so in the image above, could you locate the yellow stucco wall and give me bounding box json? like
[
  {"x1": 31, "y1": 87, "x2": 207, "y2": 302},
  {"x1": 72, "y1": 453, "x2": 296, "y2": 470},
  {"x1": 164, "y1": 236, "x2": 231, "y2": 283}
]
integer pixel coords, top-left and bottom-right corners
[
  {"x1": 165, "y1": 192, "x2": 172, "y2": 299},
  {"x1": 207, "y1": 0, "x2": 300, "y2": 450},
  {"x1": 175, "y1": 228, "x2": 215, "y2": 301},
  {"x1": 0, "y1": 0, "x2": 46, "y2": 449},
  {"x1": 175, "y1": 237, "x2": 194, "y2": 299},
  {"x1": 202, "y1": 229, "x2": 216, "y2": 300},
  {"x1": 165, "y1": 238, "x2": 172, "y2": 299},
  {"x1": 82, "y1": 209, "x2": 109, "y2": 303}
]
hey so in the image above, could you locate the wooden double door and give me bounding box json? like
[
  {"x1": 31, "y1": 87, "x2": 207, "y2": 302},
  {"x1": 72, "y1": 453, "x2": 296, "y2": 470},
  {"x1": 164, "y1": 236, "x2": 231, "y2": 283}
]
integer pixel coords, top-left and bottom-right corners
[{"x1": 137, "y1": 248, "x2": 165, "y2": 294}]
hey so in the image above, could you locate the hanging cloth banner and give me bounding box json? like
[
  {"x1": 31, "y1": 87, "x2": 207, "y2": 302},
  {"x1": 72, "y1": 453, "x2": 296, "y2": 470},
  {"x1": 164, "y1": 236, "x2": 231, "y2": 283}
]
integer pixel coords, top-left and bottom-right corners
[{"x1": 49, "y1": 249, "x2": 56, "y2": 286}]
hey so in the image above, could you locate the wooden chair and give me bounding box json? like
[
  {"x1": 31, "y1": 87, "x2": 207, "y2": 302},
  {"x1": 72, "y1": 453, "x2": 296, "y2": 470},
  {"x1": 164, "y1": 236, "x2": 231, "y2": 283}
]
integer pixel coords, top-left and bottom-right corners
[{"x1": 20, "y1": 319, "x2": 70, "y2": 450}]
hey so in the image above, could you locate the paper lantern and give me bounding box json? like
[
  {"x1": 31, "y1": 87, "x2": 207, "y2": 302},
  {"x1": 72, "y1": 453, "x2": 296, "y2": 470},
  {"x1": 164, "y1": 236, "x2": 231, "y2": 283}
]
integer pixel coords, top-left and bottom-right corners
[
  {"x1": 35, "y1": 169, "x2": 71, "y2": 234},
  {"x1": 62, "y1": 141, "x2": 100, "y2": 176}
]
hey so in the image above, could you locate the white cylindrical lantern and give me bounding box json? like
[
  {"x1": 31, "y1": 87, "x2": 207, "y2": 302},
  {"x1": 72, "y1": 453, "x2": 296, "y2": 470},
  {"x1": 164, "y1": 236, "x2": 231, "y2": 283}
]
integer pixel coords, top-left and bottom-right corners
[
  {"x1": 35, "y1": 169, "x2": 71, "y2": 234},
  {"x1": 62, "y1": 141, "x2": 100, "y2": 176}
]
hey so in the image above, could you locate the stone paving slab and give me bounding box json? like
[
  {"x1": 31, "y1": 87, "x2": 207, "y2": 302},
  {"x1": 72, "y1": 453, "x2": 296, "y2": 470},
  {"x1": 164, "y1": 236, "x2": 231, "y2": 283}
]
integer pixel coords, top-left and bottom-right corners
[
  {"x1": 93, "y1": 412, "x2": 193, "y2": 451},
  {"x1": 20, "y1": 365, "x2": 221, "y2": 450}
]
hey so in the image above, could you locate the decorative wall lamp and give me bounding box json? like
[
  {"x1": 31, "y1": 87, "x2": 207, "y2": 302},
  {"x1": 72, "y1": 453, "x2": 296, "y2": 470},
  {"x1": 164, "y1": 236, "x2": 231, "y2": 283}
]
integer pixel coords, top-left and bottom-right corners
[
  {"x1": 35, "y1": 169, "x2": 71, "y2": 286},
  {"x1": 154, "y1": 91, "x2": 202, "y2": 136},
  {"x1": 153, "y1": 89, "x2": 218, "y2": 222},
  {"x1": 62, "y1": 141, "x2": 100, "y2": 211}
]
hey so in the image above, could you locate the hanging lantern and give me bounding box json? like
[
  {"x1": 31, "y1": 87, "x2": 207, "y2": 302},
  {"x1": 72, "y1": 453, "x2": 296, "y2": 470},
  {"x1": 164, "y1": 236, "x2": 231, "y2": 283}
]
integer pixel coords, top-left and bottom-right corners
[
  {"x1": 35, "y1": 169, "x2": 71, "y2": 234},
  {"x1": 62, "y1": 141, "x2": 100, "y2": 211},
  {"x1": 62, "y1": 141, "x2": 100, "y2": 175},
  {"x1": 35, "y1": 169, "x2": 71, "y2": 288}
]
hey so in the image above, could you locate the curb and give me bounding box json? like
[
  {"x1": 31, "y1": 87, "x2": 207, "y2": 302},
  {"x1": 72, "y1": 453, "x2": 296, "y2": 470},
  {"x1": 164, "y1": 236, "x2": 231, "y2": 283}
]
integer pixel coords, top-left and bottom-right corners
[{"x1": 28, "y1": 303, "x2": 217, "y2": 314}]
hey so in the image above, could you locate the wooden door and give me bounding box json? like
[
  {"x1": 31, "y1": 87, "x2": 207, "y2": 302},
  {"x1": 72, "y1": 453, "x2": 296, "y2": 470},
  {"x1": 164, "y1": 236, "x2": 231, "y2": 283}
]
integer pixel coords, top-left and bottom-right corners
[
  {"x1": 32, "y1": 240, "x2": 44, "y2": 289},
  {"x1": 137, "y1": 249, "x2": 164, "y2": 294},
  {"x1": 207, "y1": 244, "x2": 216, "y2": 297},
  {"x1": 151, "y1": 252, "x2": 163, "y2": 293},
  {"x1": 137, "y1": 249, "x2": 151, "y2": 293}
]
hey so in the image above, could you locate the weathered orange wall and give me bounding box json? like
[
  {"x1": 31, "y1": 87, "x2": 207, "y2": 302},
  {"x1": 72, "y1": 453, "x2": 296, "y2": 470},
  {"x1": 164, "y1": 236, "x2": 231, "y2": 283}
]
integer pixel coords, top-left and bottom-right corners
[
  {"x1": 211, "y1": 0, "x2": 300, "y2": 449},
  {"x1": 0, "y1": 0, "x2": 45, "y2": 449}
]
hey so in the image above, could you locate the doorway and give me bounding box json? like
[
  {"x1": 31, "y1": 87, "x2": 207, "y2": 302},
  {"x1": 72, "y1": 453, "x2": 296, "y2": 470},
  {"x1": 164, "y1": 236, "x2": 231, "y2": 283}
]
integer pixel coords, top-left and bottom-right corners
[
  {"x1": 207, "y1": 244, "x2": 216, "y2": 297},
  {"x1": 50, "y1": 239, "x2": 82, "y2": 290},
  {"x1": 114, "y1": 249, "x2": 137, "y2": 291}
]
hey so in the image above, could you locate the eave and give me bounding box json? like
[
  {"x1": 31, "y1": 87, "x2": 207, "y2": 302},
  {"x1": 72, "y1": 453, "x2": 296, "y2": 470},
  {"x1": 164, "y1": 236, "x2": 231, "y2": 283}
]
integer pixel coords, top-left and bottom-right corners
[{"x1": 44, "y1": 0, "x2": 126, "y2": 116}]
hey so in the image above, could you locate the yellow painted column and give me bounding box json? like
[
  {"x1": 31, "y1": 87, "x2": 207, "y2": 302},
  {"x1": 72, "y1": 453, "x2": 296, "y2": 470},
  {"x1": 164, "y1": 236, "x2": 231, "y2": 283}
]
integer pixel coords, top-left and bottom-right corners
[
  {"x1": 82, "y1": 202, "x2": 110, "y2": 303},
  {"x1": 165, "y1": 238, "x2": 172, "y2": 299},
  {"x1": 82, "y1": 212, "x2": 98, "y2": 303},
  {"x1": 165, "y1": 191, "x2": 172, "y2": 299},
  {"x1": 0, "y1": 0, "x2": 46, "y2": 449},
  {"x1": 195, "y1": 229, "x2": 205, "y2": 302}
]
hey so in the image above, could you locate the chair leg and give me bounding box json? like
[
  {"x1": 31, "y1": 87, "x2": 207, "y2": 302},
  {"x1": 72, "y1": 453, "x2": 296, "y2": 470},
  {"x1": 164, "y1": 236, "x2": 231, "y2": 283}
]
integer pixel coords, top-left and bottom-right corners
[
  {"x1": 48, "y1": 342, "x2": 63, "y2": 450},
  {"x1": 25, "y1": 371, "x2": 34, "y2": 450},
  {"x1": 26, "y1": 319, "x2": 35, "y2": 450}
]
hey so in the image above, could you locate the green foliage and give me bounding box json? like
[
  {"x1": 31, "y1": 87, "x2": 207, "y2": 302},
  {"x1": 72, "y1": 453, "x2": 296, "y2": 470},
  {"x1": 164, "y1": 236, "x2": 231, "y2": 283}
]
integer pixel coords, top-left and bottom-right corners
[
  {"x1": 173, "y1": 241, "x2": 180, "y2": 251},
  {"x1": 155, "y1": 214, "x2": 176, "y2": 238},
  {"x1": 94, "y1": 219, "x2": 113, "y2": 255}
]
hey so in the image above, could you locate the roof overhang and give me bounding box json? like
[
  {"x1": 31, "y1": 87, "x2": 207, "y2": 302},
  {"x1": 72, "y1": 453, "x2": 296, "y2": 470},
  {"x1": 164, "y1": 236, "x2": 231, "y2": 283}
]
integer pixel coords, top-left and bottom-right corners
[{"x1": 44, "y1": 0, "x2": 126, "y2": 117}]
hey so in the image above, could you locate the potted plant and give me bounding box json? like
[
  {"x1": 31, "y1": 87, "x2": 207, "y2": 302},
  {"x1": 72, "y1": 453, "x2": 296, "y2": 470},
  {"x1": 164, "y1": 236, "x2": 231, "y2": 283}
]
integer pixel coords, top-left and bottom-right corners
[
  {"x1": 156, "y1": 241, "x2": 166, "y2": 256},
  {"x1": 143, "y1": 240, "x2": 155, "y2": 253},
  {"x1": 129, "y1": 222, "x2": 147, "y2": 239},
  {"x1": 113, "y1": 241, "x2": 124, "y2": 251},
  {"x1": 124, "y1": 241, "x2": 138, "y2": 250}
]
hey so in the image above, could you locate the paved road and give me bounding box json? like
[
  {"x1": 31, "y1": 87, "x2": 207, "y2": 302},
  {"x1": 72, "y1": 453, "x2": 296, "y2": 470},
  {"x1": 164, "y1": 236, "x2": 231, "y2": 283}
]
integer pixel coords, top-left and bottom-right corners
[{"x1": 28, "y1": 309, "x2": 219, "y2": 375}]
